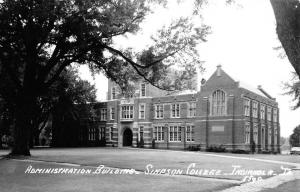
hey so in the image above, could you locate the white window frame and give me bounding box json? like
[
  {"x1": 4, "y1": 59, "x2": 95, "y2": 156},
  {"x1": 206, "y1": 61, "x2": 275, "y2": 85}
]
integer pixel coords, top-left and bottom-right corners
[
  {"x1": 186, "y1": 125, "x2": 194, "y2": 142},
  {"x1": 260, "y1": 104, "x2": 265, "y2": 120},
  {"x1": 188, "y1": 102, "x2": 196, "y2": 117},
  {"x1": 245, "y1": 123, "x2": 250, "y2": 144},
  {"x1": 171, "y1": 103, "x2": 180, "y2": 118},
  {"x1": 252, "y1": 101, "x2": 258, "y2": 118},
  {"x1": 211, "y1": 90, "x2": 226, "y2": 116},
  {"x1": 140, "y1": 83, "x2": 146, "y2": 97},
  {"x1": 169, "y1": 125, "x2": 181, "y2": 142},
  {"x1": 154, "y1": 104, "x2": 164, "y2": 119},
  {"x1": 121, "y1": 105, "x2": 134, "y2": 119},
  {"x1": 153, "y1": 126, "x2": 164, "y2": 142},
  {"x1": 244, "y1": 98, "x2": 250, "y2": 117},
  {"x1": 98, "y1": 127, "x2": 106, "y2": 140},
  {"x1": 267, "y1": 106, "x2": 272, "y2": 121},
  {"x1": 139, "y1": 103, "x2": 145, "y2": 119},
  {"x1": 100, "y1": 108, "x2": 107, "y2": 121},
  {"x1": 109, "y1": 127, "x2": 114, "y2": 141},
  {"x1": 89, "y1": 127, "x2": 96, "y2": 141},
  {"x1": 110, "y1": 107, "x2": 115, "y2": 120}
]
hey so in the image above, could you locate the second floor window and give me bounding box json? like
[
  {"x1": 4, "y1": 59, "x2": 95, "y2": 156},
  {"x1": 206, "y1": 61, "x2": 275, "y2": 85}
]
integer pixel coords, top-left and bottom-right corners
[
  {"x1": 252, "y1": 101, "x2": 258, "y2": 118},
  {"x1": 155, "y1": 104, "x2": 163, "y2": 119},
  {"x1": 140, "y1": 83, "x2": 146, "y2": 97},
  {"x1": 110, "y1": 107, "x2": 115, "y2": 120},
  {"x1": 267, "y1": 107, "x2": 272, "y2": 121},
  {"x1": 171, "y1": 103, "x2": 180, "y2": 118},
  {"x1": 244, "y1": 98, "x2": 250, "y2": 116},
  {"x1": 212, "y1": 90, "x2": 226, "y2": 116},
  {"x1": 100, "y1": 109, "x2": 107, "y2": 121},
  {"x1": 121, "y1": 105, "x2": 133, "y2": 119},
  {"x1": 273, "y1": 108, "x2": 278, "y2": 122},
  {"x1": 139, "y1": 104, "x2": 145, "y2": 119},
  {"x1": 188, "y1": 102, "x2": 196, "y2": 117},
  {"x1": 260, "y1": 104, "x2": 265, "y2": 120}
]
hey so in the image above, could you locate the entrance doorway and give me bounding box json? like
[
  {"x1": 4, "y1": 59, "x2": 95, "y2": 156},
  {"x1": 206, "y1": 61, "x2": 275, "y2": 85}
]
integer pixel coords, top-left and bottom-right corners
[{"x1": 123, "y1": 128, "x2": 133, "y2": 146}]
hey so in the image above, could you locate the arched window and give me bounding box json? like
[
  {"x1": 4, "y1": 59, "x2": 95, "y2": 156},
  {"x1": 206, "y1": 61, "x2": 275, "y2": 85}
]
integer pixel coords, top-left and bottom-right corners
[{"x1": 211, "y1": 90, "x2": 226, "y2": 116}]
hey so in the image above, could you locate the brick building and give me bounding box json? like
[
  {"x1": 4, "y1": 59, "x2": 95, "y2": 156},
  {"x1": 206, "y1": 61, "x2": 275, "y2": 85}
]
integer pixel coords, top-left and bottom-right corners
[{"x1": 83, "y1": 65, "x2": 280, "y2": 153}]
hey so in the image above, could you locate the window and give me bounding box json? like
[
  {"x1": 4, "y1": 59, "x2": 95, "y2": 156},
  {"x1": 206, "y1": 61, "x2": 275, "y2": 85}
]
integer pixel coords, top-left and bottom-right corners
[
  {"x1": 245, "y1": 123, "x2": 250, "y2": 144},
  {"x1": 268, "y1": 127, "x2": 272, "y2": 145},
  {"x1": 267, "y1": 107, "x2": 272, "y2": 121},
  {"x1": 140, "y1": 83, "x2": 146, "y2": 97},
  {"x1": 171, "y1": 104, "x2": 180, "y2": 118},
  {"x1": 100, "y1": 109, "x2": 107, "y2": 121},
  {"x1": 121, "y1": 105, "x2": 134, "y2": 119},
  {"x1": 252, "y1": 101, "x2": 258, "y2": 118},
  {"x1": 186, "y1": 125, "x2": 194, "y2": 142},
  {"x1": 139, "y1": 126, "x2": 144, "y2": 141},
  {"x1": 154, "y1": 104, "x2": 164, "y2": 119},
  {"x1": 139, "y1": 104, "x2": 145, "y2": 119},
  {"x1": 153, "y1": 126, "x2": 164, "y2": 141},
  {"x1": 273, "y1": 108, "x2": 278, "y2": 123},
  {"x1": 109, "y1": 127, "x2": 114, "y2": 141},
  {"x1": 212, "y1": 90, "x2": 226, "y2": 116},
  {"x1": 98, "y1": 127, "x2": 105, "y2": 140},
  {"x1": 244, "y1": 99, "x2": 250, "y2": 116},
  {"x1": 261, "y1": 125, "x2": 265, "y2": 148},
  {"x1": 111, "y1": 87, "x2": 116, "y2": 99},
  {"x1": 89, "y1": 128, "x2": 96, "y2": 141},
  {"x1": 110, "y1": 107, "x2": 115, "y2": 120},
  {"x1": 260, "y1": 104, "x2": 265, "y2": 120},
  {"x1": 188, "y1": 102, "x2": 196, "y2": 117},
  {"x1": 253, "y1": 124, "x2": 258, "y2": 144},
  {"x1": 169, "y1": 125, "x2": 181, "y2": 142},
  {"x1": 274, "y1": 126, "x2": 278, "y2": 145}
]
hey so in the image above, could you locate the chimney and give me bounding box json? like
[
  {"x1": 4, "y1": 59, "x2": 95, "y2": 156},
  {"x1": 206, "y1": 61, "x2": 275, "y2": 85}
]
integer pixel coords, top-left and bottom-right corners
[{"x1": 217, "y1": 65, "x2": 222, "y2": 76}]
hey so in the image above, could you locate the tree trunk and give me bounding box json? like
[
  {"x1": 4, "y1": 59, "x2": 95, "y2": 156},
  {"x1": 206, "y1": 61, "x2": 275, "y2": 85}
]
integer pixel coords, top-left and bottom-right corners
[{"x1": 10, "y1": 95, "x2": 36, "y2": 156}]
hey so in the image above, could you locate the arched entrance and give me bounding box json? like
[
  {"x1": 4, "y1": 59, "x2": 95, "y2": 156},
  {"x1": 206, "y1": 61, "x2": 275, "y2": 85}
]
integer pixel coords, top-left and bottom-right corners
[{"x1": 123, "y1": 128, "x2": 133, "y2": 147}]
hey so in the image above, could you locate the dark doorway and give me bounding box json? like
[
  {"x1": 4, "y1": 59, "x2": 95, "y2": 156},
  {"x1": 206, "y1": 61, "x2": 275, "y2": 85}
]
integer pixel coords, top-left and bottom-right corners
[{"x1": 123, "y1": 128, "x2": 133, "y2": 147}]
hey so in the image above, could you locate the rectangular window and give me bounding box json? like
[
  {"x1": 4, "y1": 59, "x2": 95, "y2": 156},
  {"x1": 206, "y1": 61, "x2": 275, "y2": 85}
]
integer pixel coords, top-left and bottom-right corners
[
  {"x1": 244, "y1": 99, "x2": 250, "y2": 116},
  {"x1": 260, "y1": 104, "x2": 265, "y2": 120},
  {"x1": 171, "y1": 104, "x2": 180, "y2": 118},
  {"x1": 154, "y1": 104, "x2": 164, "y2": 119},
  {"x1": 169, "y1": 125, "x2": 181, "y2": 142},
  {"x1": 139, "y1": 126, "x2": 144, "y2": 141},
  {"x1": 186, "y1": 125, "x2": 194, "y2": 142},
  {"x1": 274, "y1": 126, "x2": 278, "y2": 145},
  {"x1": 139, "y1": 104, "x2": 145, "y2": 119},
  {"x1": 153, "y1": 126, "x2": 164, "y2": 141},
  {"x1": 273, "y1": 108, "x2": 278, "y2": 123},
  {"x1": 111, "y1": 87, "x2": 116, "y2": 100},
  {"x1": 245, "y1": 123, "x2": 250, "y2": 144},
  {"x1": 268, "y1": 127, "x2": 272, "y2": 145},
  {"x1": 110, "y1": 127, "x2": 113, "y2": 141},
  {"x1": 100, "y1": 109, "x2": 107, "y2": 121},
  {"x1": 253, "y1": 124, "x2": 258, "y2": 144},
  {"x1": 252, "y1": 101, "x2": 258, "y2": 118},
  {"x1": 140, "y1": 83, "x2": 146, "y2": 97},
  {"x1": 188, "y1": 102, "x2": 196, "y2": 117},
  {"x1": 98, "y1": 127, "x2": 105, "y2": 140},
  {"x1": 121, "y1": 105, "x2": 134, "y2": 119},
  {"x1": 261, "y1": 125, "x2": 265, "y2": 149},
  {"x1": 89, "y1": 128, "x2": 96, "y2": 141},
  {"x1": 110, "y1": 107, "x2": 115, "y2": 120},
  {"x1": 267, "y1": 107, "x2": 272, "y2": 121}
]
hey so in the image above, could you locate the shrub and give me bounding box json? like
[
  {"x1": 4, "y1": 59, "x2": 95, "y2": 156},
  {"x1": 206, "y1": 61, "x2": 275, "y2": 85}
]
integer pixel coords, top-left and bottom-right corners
[
  {"x1": 187, "y1": 145, "x2": 201, "y2": 151},
  {"x1": 232, "y1": 149, "x2": 249, "y2": 154},
  {"x1": 206, "y1": 145, "x2": 226, "y2": 153}
]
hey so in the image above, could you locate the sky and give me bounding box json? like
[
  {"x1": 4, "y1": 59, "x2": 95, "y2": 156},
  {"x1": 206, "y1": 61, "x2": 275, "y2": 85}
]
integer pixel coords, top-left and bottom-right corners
[{"x1": 78, "y1": 0, "x2": 300, "y2": 138}]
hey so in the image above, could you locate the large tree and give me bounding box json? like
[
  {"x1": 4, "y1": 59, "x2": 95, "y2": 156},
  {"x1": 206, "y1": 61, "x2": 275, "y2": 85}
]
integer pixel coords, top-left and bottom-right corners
[
  {"x1": 0, "y1": 0, "x2": 208, "y2": 155},
  {"x1": 289, "y1": 125, "x2": 300, "y2": 147},
  {"x1": 270, "y1": 0, "x2": 300, "y2": 78}
]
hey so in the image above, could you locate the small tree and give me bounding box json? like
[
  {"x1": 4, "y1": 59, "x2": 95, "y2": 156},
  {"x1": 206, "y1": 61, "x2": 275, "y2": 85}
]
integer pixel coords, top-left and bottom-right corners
[{"x1": 289, "y1": 125, "x2": 300, "y2": 147}]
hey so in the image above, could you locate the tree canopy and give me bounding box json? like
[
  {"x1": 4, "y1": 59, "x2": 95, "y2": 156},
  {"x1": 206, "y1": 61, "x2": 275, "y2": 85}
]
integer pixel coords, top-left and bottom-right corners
[{"x1": 0, "y1": 0, "x2": 209, "y2": 155}]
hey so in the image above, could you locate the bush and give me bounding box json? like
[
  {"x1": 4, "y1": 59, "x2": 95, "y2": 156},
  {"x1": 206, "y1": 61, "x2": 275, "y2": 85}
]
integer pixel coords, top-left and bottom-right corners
[
  {"x1": 232, "y1": 149, "x2": 249, "y2": 154},
  {"x1": 206, "y1": 145, "x2": 226, "y2": 153},
  {"x1": 187, "y1": 145, "x2": 201, "y2": 151},
  {"x1": 261, "y1": 150, "x2": 272, "y2": 154},
  {"x1": 152, "y1": 139, "x2": 155, "y2": 149}
]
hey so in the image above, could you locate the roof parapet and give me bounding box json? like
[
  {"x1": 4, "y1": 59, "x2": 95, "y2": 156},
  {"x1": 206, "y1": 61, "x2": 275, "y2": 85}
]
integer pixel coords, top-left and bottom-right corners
[{"x1": 257, "y1": 85, "x2": 276, "y2": 101}]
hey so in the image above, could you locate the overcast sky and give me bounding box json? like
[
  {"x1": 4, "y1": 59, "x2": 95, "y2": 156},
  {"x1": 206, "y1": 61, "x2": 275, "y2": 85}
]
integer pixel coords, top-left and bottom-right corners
[{"x1": 79, "y1": 0, "x2": 300, "y2": 137}]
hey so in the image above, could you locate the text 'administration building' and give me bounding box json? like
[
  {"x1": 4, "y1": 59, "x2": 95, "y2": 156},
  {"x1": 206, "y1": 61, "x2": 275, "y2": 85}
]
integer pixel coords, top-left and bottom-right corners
[{"x1": 88, "y1": 66, "x2": 280, "y2": 153}]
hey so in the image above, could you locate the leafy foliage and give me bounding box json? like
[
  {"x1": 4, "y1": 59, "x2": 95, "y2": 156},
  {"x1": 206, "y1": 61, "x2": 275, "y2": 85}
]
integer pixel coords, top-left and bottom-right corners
[
  {"x1": 284, "y1": 72, "x2": 300, "y2": 110},
  {"x1": 289, "y1": 125, "x2": 300, "y2": 147}
]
